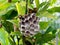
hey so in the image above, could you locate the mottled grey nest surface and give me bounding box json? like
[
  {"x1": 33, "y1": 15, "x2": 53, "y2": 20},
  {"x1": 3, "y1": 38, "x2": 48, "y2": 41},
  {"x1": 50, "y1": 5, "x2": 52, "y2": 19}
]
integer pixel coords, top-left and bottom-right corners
[{"x1": 19, "y1": 13, "x2": 40, "y2": 37}]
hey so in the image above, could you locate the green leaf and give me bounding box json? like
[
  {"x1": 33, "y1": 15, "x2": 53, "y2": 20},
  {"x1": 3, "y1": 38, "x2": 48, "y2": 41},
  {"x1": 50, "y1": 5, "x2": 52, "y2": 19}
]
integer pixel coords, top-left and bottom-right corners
[
  {"x1": 39, "y1": 22, "x2": 49, "y2": 30},
  {"x1": 58, "y1": 30, "x2": 60, "y2": 38},
  {"x1": 1, "y1": 10, "x2": 17, "y2": 20},
  {"x1": 0, "y1": 2, "x2": 17, "y2": 20},
  {"x1": 35, "y1": 33, "x2": 55, "y2": 44},
  {"x1": 45, "y1": 26, "x2": 56, "y2": 34},
  {"x1": 47, "y1": 7, "x2": 60, "y2": 13},
  {"x1": 50, "y1": 19, "x2": 60, "y2": 30},
  {"x1": 10, "y1": 31, "x2": 21, "y2": 36},
  {"x1": 2, "y1": 21, "x2": 14, "y2": 33},
  {"x1": 58, "y1": 39, "x2": 60, "y2": 45},
  {"x1": 7, "y1": 18, "x2": 19, "y2": 27},
  {"x1": 50, "y1": 0, "x2": 56, "y2": 6},
  {"x1": 38, "y1": 2, "x2": 49, "y2": 12},
  {"x1": 0, "y1": 5, "x2": 15, "y2": 16},
  {"x1": 35, "y1": 0, "x2": 40, "y2": 8},
  {"x1": 19, "y1": 39, "x2": 23, "y2": 45},
  {"x1": 45, "y1": 18, "x2": 60, "y2": 34},
  {"x1": 12, "y1": 0, "x2": 20, "y2": 3},
  {"x1": 0, "y1": 2, "x2": 14, "y2": 11},
  {"x1": 28, "y1": 0, "x2": 34, "y2": 9},
  {"x1": 0, "y1": 0, "x2": 6, "y2": 2},
  {"x1": 36, "y1": 2, "x2": 50, "y2": 16},
  {"x1": 37, "y1": 11, "x2": 55, "y2": 19},
  {"x1": 38, "y1": 2, "x2": 47, "y2": 9},
  {"x1": 0, "y1": 27, "x2": 11, "y2": 45},
  {"x1": 8, "y1": 37, "x2": 15, "y2": 45},
  {"x1": 15, "y1": 2, "x2": 26, "y2": 15}
]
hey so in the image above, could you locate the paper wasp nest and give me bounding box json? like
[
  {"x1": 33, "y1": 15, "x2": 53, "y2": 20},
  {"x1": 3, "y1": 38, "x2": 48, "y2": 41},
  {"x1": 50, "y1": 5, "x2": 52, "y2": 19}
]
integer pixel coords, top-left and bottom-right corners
[{"x1": 19, "y1": 9, "x2": 40, "y2": 37}]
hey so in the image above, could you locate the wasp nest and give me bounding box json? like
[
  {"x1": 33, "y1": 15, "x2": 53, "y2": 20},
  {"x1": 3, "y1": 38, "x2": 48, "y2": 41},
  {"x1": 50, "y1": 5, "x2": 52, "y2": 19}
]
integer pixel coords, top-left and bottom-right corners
[{"x1": 19, "y1": 9, "x2": 40, "y2": 37}]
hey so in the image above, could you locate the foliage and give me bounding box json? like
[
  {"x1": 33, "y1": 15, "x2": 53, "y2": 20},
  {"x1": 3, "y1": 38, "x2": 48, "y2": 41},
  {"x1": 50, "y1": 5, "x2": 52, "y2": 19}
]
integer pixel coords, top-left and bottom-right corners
[{"x1": 0, "y1": 0, "x2": 60, "y2": 45}]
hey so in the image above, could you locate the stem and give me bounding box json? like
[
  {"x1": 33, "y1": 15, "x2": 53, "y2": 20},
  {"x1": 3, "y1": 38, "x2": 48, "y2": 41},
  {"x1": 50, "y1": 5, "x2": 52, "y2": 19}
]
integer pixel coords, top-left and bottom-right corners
[
  {"x1": 22, "y1": 35, "x2": 26, "y2": 45},
  {"x1": 12, "y1": 37, "x2": 16, "y2": 45},
  {"x1": 17, "y1": 36, "x2": 20, "y2": 45},
  {"x1": 8, "y1": 0, "x2": 12, "y2": 3},
  {"x1": 25, "y1": 0, "x2": 28, "y2": 14},
  {"x1": 11, "y1": 35, "x2": 16, "y2": 45}
]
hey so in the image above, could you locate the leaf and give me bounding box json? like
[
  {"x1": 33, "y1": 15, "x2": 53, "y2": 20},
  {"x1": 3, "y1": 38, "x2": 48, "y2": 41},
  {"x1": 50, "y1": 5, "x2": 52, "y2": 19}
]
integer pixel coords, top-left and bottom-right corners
[
  {"x1": 38, "y1": 2, "x2": 50, "y2": 12},
  {"x1": 0, "y1": 5, "x2": 15, "y2": 16},
  {"x1": 58, "y1": 39, "x2": 60, "y2": 45},
  {"x1": 58, "y1": 30, "x2": 60, "y2": 38},
  {"x1": 37, "y1": 11, "x2": 55, "y2": 19},
  {"x1": 50, "y1": 0, "x2": 56, "y2": 6},
  {"x1": 38, "y1": 2, "x2": 47, "y2": 9},
  {"x1": 36, "y1": 2, "x2": 50, "y2": 16},
  {"x1": 39, "y1": 22, "x2": 49, "y2": 30},
  {"x1": 10, "y1": 31, "x2": 21, "y2": 36},
  {"x1": 50, "y1": 18, "x2": 60, "y2": 29},
  {"x1": 12, "y1": 0, "x2": 20, "y2": 3},
  {"x1": 0, "y1": 0, "x2": 6, "y2": 2},
  {"x1": 0, "y1": 27, "x2": 11, "y2": 45},
  {"x1": 45, "y1": 18, "x2": 60, "y2": 34},
  {"x1": 34, "y1": 33, "x2": 55, "y2": 44},
  {"x1": 28, "y1": 0, "x2": 34, "y2": 9},
  {"x1": 2, "y1": 21, "x2": 14, "y2": 33},
  {"x1": 15, "y1": 2, "x2": 26, "y2": 15},
  {"x1": 0, "y1": 2, "x2": 14, "y2": 11},
  {"x1": 19, "y1": 39, "x2": 23, "y2": 45},
  {"x1": 1, "y1": 9, "x2": 17, "y2": 20},
  {"x1": 8, "y1": 36, "x2": 16, "y2": 45},
  {"x1": 0, "y1": 2, "x2": 17, "y2": 20},
  {"x1": 47, "y1": 7, "x2": 60, "y2": 13},
  {"x1": 45, "y1": 26, "x2": 56, "y2": 34},
  {"x1": 7, "y1": 18, "x2": 19, "y2": 27},
  {"x1": 35, "y1": 0, "x2": 40, "y2": 8}
]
